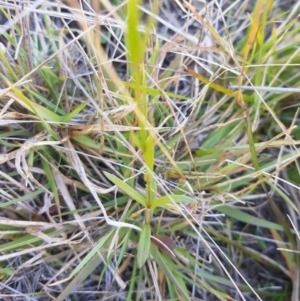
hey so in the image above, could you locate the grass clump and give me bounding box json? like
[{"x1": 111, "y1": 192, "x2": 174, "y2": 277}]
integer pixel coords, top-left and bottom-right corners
[{"x1": 0, "y1": 0, "x2": 300, "y2": 300}]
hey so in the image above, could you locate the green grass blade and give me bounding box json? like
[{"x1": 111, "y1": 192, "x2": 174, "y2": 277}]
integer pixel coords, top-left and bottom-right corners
[
  {"x1": 104, "y1": 172, "x2": 147, "y2": 207},
  {"x1": 68, "y1": 232, "x2": 111, "y2": 280},
  {"x1": 137, "y1": 224, "x2": 151, "y2": 268},
  {"x1": 151, "y1": 194, "x2": 196, "y2": 209},
  {"x1": 61, "y1": 101, "x2": 88, "y2": 122},
  {"x1": 151, "y1": 245, "x2": 190, "y2": 299},
  {"x1": 216, "y1": 205, "x2": 284, "y2": 231}
]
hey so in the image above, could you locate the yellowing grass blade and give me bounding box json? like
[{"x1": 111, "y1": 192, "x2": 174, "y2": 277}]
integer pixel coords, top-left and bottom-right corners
[{"x1": 183, "y1": 65, "x2": 252, "y2": 101}]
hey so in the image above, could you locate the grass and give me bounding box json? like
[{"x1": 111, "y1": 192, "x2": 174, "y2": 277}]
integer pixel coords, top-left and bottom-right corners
[{"x1": 0, "y1": 0, "x2": 300, "y2": 300}]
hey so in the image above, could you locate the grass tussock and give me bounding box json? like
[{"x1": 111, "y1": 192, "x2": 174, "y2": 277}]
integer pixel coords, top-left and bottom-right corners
[{"x1": 0, "y1": 0, "x2": 300, "y2": 300}]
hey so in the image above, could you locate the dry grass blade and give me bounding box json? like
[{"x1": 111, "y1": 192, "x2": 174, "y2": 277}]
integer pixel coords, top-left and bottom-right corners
[
  {"x1": 0, "y1": 0, "x2": 299, "y2": 300},
  {"x1": 62, "y1": 130, "x2": 141, "y2": 231}
]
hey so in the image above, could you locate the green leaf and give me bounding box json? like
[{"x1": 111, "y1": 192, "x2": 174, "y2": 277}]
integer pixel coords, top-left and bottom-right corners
[
  {"x1": 0, "y1": 268, "x2": 15, "y2": 278},
  {"x1": 151, "y1": 194, "x2": 196, "y2": 209},
  {"x1": 41, "y1": 156, "x2": 61, "y2": 216},
  {"x1": 73, "y1": 135, "x2": 113, "y2": 153},
  {"x1": 73, "y1": 135, "x2": 101, "y2": 149},
  {"x1": 104, "y1": 172, "x2": 147, "y2": 207},
  {"x1": 6, "y1": 82, "x2": 60, "y2": 139},
  {"x1": 68, "y1": 232, "x2": 111, "y2": 279},
  {"x1": 116, "y1": 80, "x2": 188, "y2": 100},
  {"x1": 195, "y1": 148, "x2": 222, "y2": 157},
  {"x1": 184, "y1": 65, "x2": 252, "y2": 102},
  {"x1": 216, "y1": 205, "x2": 284, "y2": 231},
  {"x1": 151, "y1": 245, "x2": 190, "y2": 299},
  {"x1": 144, "y1": 136, "x2": 154, "y2": 172},
  {"x1": 32, "y1": 103, "x2": 63, "y2": 122},
  {"x1": 137, "y1": 224, "x2": 151, "y2": 268},
  {"x1": 0, "y1": 227, "x2": 70, "y2": 253},
  {"x1": 62, "y1": 101, "x2": 88, "y2": 122},
  {"x1": 28, "y1": 89, "x2": 65, "y2": 115},
  {"x1": 37, "y1": 66, "x2": 62, "y2": 100},
  {"x1": 0, "y1": 186, "x2": 49, "y2": 208},
  {"x1": 56, "y1": 228, "x2": 129, "y2": 301},
  {"x1": 131, "y1": 132, "x2": 142, "y2": 149},
  {"x1": 127, "y1": 0, "x2": 143, "y2": 68},
  {"x1": 8, "y1": 82, "x2": 62, "y2": 122}
]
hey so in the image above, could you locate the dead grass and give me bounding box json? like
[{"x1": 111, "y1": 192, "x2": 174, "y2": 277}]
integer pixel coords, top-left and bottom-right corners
[{"x1": 0, "y1": 0, "x2": 300, "y2": 300}]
